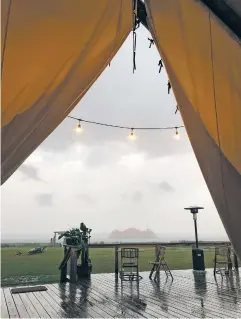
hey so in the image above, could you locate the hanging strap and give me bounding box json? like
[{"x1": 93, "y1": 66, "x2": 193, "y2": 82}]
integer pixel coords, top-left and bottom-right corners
[
  {"x1": 133, "y1": 31, "x2": 137, "y2": 72},
  {"x1": 132, "y1": 0, "x2": 138, "y2": 73}
]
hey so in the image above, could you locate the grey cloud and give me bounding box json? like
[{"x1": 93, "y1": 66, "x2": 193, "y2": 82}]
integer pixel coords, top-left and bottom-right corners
[
  {"x1": 76, "y1": 194, "x2": 94, "y2": 205},
  {"x1": 159, "y1": 181, "x2": 175, "y2": 193},
  {"x1": 121, "y1": 192, "x2": 129, "y2": 201},
  {"x1": 35, "y1": 193, "x2": 53, "y2": 206},
  {"x1": 85, "y1": 142, "x2": 135, "y2": 169},
  {"x1": 85, "y1": 144, "x2": 110, "y2": 168},
  {"x1": 19, "y1": 164, "x2": 45, "y2": 182},
  {"x1": 132, "y1": 191, "x2": 143, "y2": 203},
  {"x1": 121, "y1": 191, "x2": 143, "y2": 203}
]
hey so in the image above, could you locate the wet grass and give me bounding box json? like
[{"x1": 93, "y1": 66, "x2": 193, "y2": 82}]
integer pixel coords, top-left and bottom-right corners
[{"x1": 1, "y1": 246, "x2": 215, "y2": 286}]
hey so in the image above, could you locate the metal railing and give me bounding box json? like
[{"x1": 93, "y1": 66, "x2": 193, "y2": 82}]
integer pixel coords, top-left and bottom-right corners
[
  {"x1": 1, "y1": 241, "x2": 239, "y2": 286},
  {"x1": 87, "y1": 241, "x2": 239, "y2": 275}
]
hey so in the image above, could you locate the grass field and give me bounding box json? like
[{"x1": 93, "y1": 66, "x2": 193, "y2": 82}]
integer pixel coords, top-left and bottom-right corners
[{"x1": 1, "y1": 246, "x2": 215, "y2": 286}]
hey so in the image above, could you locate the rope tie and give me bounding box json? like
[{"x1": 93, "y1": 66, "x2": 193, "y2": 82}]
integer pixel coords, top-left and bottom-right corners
[
  {"x1": 175, "y1": 105, "x2": 179, "y2": 114},
  {"x1": 167, "y1": 81, "x2": 172, "y2": 94},
  {"x1": 158, "y1": 59, "x2": 163, "y2": 73},
  {"x1": 148, "y1": 38, "x2": 155, "y2": 48}
]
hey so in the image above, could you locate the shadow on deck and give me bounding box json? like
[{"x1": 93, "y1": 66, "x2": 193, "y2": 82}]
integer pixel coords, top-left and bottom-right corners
[{"x1": 1, "y1": 269, "x2": 241, "y2": 318}]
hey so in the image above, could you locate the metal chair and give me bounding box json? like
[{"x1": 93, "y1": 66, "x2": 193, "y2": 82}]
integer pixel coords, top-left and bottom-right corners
[
  {"x1": 120, "y1": 248, "x2": 140, "y2": 281},
  {"x1": 213, "y1": 245, "x2": 232, "y2": 276},
  {"x1": 149, "y1": 245, "x2": 173, "y2": 281}
]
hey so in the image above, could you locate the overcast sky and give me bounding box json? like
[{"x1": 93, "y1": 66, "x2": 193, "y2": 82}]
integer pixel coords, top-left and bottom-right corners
[{"x1": 1, "y1": 26, "x2": 228, "y2": 241}]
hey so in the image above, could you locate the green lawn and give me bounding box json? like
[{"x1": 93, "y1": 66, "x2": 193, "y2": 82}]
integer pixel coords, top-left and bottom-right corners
[{"x1": 1, "y1": 246, "x2": 215, "y2": 286}]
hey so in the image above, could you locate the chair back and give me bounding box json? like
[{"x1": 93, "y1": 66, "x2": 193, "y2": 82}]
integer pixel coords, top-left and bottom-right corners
[
  {"x1": 215, "y1": 245, "x2": 231, "y2": 261},
  {"x1": 155, "y1": 245, "x2": 166, "y2": 262},
  {"x1": 121, "y1": 248, "x2": 139, "y2": 259}
]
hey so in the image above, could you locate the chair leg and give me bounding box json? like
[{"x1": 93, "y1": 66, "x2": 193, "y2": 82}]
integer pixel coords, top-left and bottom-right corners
[
  {"x1": 154, "y1": 264, "x2": 161, "y2": 281},
  {"x1": 149, "y1": 264, "x2": 156, "y2": 279},
  {"x1": 213, "y1": 260, "x2": 216, "y2": 276}
]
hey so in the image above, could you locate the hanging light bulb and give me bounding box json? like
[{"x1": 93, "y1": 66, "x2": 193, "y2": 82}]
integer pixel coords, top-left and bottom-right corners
[
  {"x1": 173, "y1": 127, "x2": 180, "y2": 140},
  {"x1": 74, "y1": 120, "x2": 83, "y2": 134},
  {"x1": 128, "y1": 128, "x2": 137, "y2": 141}
]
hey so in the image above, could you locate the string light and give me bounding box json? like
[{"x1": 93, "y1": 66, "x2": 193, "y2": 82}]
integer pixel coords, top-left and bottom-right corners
[
  {"x1": 74, "y1": 120, "x2": 83, "y2": 134},
  {"x1": 68, "y1": 115, "x2": 184, "y2": 140},
  {"x1": 128, "y1": 128, "x2": 137, "y2": 141},
  {"x1": 174, "y1": 127, "x2": 180, "y2": 140}
]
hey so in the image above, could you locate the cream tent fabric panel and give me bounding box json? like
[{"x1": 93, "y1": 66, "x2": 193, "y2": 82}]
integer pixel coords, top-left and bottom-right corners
[
  {"x1": 145, "y1": 0, "x2": 241, "y2": 258},
  {"x1": 145, "y1": 0, "x2": 241, "y2": 174},
  {"x1": 1, "y1": 0, "x2": 132, "y2": 183}
]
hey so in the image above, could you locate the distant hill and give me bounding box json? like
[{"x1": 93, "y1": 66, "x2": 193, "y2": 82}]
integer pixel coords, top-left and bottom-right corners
[{"x1": 109, "y1": 228, "x2": 157, "y2": 240}]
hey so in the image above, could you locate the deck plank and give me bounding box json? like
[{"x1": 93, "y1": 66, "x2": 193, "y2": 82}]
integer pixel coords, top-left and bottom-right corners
[
  {"x1": 1, "y1": 269, "x2": 241, "y2": 318},
  {"x1": 80, "y1": 278, "x2": 149, "y2": 318},
  {"x1": 48, "y1": 283, "x2": 96, "y2": 318},
  {"x1": 33, "y1": 291, "x2": 61, "y2": 318},
  {"x1": 162, "y1": 272, "x2": 241, "y2": 316},
  {"x1": 52, "y1": 282, "x2": 118, "y2": 318},
  {"x1": 137, "y1": 274, "x2": 223, "y2": 318},
  {"x1": 88, "y1": 277, "x2": 159, "y2": 318},
  {"x1": 27, "y1": 292, "x2": 50, "y2": 318},
  {"x1": 3, "y1": 289, "x2": 19, "y2": 318},
  {"x1": 92, "y1": 274, "x2": 180, "y2": 317},
  {"x1": 19, "y1": 293, "x2": 40, "y2": 318},
  {"x1": 45, "y1": 285, "x2": 83, "y2": 318},
  {"x1": 1, "y1": 290, "x2": 10, "y2": 319},
  {"x1": 92, "y1": 275, "x2": 177, "y2": 318},
  {"x1": 11, "y1": 293, "x2": 30, "y2": 318},
  {"x1": 80, "y1": 279, "x2": 136, "y2": 318},
  {"x1": 45, "y1": 285, "x2": 80, "y2": 318},
  {"x1": 168, "y1": 274, "x2": 241, "y2": 317},
  {"x1": 62, "y1": 284, "x2": 106, "y2": 318},
  {"x1": 39, "y1": 291, "x2": 68, "y2": 318},
  {"x1": 136, "y1": 273, "x2": 240, "y2": 318},
  {"x1": 71, "y1": 282, "x2": 123, "y2": 318}
]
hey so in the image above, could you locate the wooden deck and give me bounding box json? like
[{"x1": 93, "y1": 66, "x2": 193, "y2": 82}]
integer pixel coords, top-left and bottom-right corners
[{"x1": 1, "y1": 269, "x2": 241, "y2": 318}]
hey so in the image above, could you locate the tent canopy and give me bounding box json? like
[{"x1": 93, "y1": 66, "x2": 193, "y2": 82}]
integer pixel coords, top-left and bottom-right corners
[
  {"x1": 1, "y1": 0, "x2": 132, "y2": 182},
  {"x1": 145, "y1": 0, "x2": 241, "y2": 258},
  {"x1": 1, "y1": 0, "x2": 241, "y2": 259}
]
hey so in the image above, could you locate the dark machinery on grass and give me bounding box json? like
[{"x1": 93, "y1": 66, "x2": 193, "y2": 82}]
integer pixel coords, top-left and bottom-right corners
[
  {"x1": 15, "y1": 250, "x2": 23, "y2": 256},
  {"x1": 28, "y1": 246, "x2": 47, "y2": 255}
]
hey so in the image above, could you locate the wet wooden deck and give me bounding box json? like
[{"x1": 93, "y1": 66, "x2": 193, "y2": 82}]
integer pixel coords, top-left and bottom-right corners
[{"x1": 1, "y1": 269, "x2": 241, "y2": 318}]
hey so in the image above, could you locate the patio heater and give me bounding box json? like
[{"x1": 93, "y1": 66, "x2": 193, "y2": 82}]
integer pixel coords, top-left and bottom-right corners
[{"x1": 184, "y1": 206, "x2": 205, "y2": 271}]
